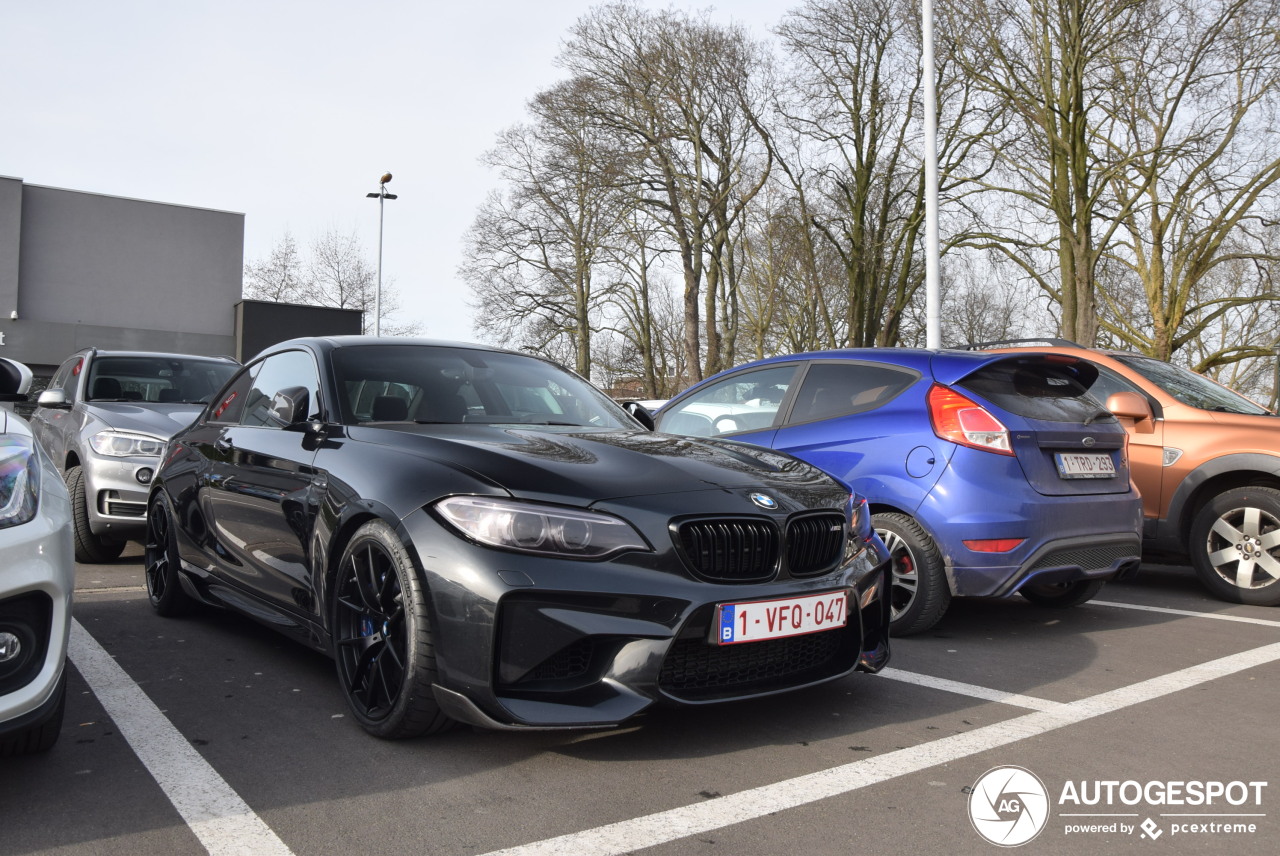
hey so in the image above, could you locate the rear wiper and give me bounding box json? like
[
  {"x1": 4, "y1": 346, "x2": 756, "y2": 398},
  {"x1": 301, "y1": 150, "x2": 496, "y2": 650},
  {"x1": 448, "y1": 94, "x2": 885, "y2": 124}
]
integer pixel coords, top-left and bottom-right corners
[{"x1": 1082, "y1": 408, "x2": 1111, "y2": 425}]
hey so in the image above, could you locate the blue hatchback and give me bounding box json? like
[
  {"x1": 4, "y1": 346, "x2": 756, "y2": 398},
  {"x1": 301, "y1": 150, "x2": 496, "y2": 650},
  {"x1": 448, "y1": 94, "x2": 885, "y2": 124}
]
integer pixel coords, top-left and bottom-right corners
[{"x1": 655, "y1": 349, "x2": 1143, "y2": 634}]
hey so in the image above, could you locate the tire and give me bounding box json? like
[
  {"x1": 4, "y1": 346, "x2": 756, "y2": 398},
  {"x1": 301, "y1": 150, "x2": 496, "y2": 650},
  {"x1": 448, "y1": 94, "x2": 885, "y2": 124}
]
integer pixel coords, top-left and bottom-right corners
[
  {"x1": 67, "y1": 465, "x2": 125, "y2": 564},
  {"x1": 332, "y1": 520, "x2": 453, "y2": 739},
  {"x1": 873, "y1": 512, "x2": 951, "y2": 636},
  {"x1": 0, "y1": 670, "x2": 66, "y2": 758},
  {"x1": 1190, "y1": 486, "x2": 1280, "y2": 606},
  {"x1": 144, "y1": 494, "x2": 193, "y2": 617},
  {"x1": 1019, "y1": 578, "x2": 1106, "y2": 608}
]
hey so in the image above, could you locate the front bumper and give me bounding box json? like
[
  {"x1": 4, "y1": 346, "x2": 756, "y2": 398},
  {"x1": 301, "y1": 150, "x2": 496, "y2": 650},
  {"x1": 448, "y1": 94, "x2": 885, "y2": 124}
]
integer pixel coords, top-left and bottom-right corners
[
  {"x1": 0, "y1": 483, "x2": 75, "y2": 737},
  {"x1": 401, "y1": 508, "x2": 891, "y2": 730},
  {"x1": 82, "y1": 453, "x2": 159, "y2": 537}
]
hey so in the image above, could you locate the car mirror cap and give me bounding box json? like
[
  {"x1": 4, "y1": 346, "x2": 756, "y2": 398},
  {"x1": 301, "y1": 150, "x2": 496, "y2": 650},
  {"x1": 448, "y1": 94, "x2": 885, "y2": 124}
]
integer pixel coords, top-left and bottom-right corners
[{"x1": 37, "y1": 389, "x2": 68, "y2": 408}]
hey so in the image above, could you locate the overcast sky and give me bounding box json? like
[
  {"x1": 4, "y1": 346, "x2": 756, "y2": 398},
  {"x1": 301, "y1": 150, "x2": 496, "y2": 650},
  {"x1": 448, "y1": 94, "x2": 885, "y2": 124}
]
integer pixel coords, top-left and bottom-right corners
[{"x1": 1, "y1": 1, "x2": 798, "y2": 343}]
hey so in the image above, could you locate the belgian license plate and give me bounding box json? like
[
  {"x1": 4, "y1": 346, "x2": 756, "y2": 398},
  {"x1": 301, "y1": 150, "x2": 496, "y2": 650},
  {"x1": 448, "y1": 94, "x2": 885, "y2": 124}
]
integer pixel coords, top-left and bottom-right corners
[
  {"x1": 714, "y1": 591, "x2": 847, "y2": 645},
  {"x1": 1055, "y1": 452, "x2": 1116, "y2": 479}
]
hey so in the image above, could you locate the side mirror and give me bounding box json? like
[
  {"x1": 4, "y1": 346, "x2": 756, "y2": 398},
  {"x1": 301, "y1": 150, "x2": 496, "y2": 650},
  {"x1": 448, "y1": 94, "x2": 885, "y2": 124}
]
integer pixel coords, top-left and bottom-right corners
[
  {"x1": 0, "y1": 358, "x2": 32, "y2": 402},
  {"x1": 1106, "y1": 391, "x2": 1155, "y2": 434},
  {"x1": 37, "y1": 389, "x2": 68, "y2": 408},
  {"x1": 269, "y1": 386, "x2": 310, "y2": 426},
  {"x1": 623, "y1": 401, "x2": 656, "y2": 431}
]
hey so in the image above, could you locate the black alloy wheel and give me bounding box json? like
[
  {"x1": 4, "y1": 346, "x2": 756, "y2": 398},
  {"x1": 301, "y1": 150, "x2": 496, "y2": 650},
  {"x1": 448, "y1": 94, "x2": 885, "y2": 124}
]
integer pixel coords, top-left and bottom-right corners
[
  {"x1": 1190, "y1": 486, "x2": 1280, "y2": 606},
  {"x1": 873, "y1": 511, "x2": 951, "y2": 636},
  {"x1": 144, "y1": 495, "x2": 192, "y2": 616},
  {"x1": 1018, "y1": 578, "x2": 1105, "y2": 608},
  {"x1": 67, "y1": 465, "x2": 125, "y2": 564},
  {"x1": 332, "y1": 520, "x2": 452, "y2": 739}
]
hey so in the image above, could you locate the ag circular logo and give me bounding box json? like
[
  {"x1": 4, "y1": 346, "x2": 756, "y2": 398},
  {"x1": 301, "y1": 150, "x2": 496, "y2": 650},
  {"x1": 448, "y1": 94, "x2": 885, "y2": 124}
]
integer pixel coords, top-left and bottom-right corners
[
  {"x1": 749, "y1": 492, "x2": 778, "y2": 509},
  {"x1": 968, "y1": 765, "x2": 1050, "y2": 847}
]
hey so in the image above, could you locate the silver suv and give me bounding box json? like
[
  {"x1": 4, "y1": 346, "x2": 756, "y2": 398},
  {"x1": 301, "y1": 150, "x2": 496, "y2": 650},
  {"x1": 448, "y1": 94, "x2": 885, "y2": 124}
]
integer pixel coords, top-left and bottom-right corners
[{"x1": 30, "y1": 349, "x2": 238, "y2": 563}]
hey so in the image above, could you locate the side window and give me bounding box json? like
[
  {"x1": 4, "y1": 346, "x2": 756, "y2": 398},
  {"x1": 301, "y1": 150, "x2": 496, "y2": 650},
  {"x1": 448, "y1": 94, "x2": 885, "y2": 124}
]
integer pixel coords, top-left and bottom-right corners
[
  {"x1": 240, "y1": 350, "x2": 322, "y2": 429},
  {"x1": 208, "y1": 364, "x2": 259, "y2": 424},
  {"x1": 788, "y1": 362, "x2": 917, "y2": 424},
  {"x1": 657, "y1": 364, "x2": 799, "y2": 437},
  {"x1": 1088, "y1": 367, "x2": 1142, "y2": 404},
  {"x1": 50, "y1": 357, "x2": 83, "y2": 403}
]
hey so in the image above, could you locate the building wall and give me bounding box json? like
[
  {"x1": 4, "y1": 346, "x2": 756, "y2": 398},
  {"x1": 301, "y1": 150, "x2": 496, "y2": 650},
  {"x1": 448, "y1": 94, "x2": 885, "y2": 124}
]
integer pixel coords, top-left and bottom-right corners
[{"x1": 0, "y1": 175, "x2": 243, "y2": 374}]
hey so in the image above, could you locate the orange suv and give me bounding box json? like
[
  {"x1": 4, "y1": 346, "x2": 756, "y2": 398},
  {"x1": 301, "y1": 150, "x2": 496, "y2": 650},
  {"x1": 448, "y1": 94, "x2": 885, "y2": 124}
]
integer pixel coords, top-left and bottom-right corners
[{"x1": 972, "y1": 340, "x2": 1280, "y2": 605}]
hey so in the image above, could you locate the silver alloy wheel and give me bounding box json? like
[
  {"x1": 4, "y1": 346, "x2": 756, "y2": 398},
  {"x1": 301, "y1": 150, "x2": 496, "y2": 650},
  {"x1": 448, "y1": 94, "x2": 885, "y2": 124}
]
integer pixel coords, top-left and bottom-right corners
[
  {"x1": 876, "y1": 526, "x2": 919, "y2": 620},
  {"x1": 1204, "y1": 505, "x2": 1280, "y2": 590}
]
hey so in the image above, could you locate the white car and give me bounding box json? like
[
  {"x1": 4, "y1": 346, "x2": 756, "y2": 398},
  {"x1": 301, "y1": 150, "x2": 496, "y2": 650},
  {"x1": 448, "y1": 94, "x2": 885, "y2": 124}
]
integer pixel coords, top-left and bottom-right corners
[{"x1": 0, "y1": 359, "x2": 75, "y2": 757}]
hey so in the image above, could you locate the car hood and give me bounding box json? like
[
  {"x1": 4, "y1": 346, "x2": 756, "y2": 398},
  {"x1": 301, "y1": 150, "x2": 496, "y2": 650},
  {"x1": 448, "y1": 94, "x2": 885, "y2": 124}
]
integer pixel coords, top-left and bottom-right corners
[
  {"x1": 348, "y1": 424, "x2": 846, "y2": 508},
  {"x1": 86, "y1": 402, "x2": 206, "y2": 439}
]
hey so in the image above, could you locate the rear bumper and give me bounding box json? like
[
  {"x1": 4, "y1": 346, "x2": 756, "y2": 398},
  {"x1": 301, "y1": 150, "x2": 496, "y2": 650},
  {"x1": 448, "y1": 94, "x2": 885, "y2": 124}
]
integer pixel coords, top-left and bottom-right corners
[
  {"x1": 984, "y1": 533, "x2": 1142, "y2": 598},
  {"x1": 915, "y1": 455, "x2": 1143, "y2": 597}
]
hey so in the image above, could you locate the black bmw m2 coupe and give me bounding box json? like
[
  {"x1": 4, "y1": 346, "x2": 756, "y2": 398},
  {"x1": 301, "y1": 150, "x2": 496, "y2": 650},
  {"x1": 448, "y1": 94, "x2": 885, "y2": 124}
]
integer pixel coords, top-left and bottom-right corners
[{"x1": 144, "y1": 337, "x2": 891, "y2": 738}]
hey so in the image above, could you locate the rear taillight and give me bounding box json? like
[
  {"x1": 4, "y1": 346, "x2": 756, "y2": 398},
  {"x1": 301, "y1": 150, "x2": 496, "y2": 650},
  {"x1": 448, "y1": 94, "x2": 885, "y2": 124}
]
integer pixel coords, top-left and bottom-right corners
[{"x1": 926, "y1": 384, "x2": 1014, "y2": 455}]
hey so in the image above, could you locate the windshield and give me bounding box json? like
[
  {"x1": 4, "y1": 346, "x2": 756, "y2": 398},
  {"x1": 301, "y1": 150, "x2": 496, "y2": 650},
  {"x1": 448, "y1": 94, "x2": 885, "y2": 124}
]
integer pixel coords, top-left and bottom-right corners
[
  {"x1": 1115, "y1": 355, "x2": 1270, "y2": 415},
  {"x1": 332, "y1": 344, "x2": 634, "y2": 429},
  {"x1": 86, "y1": 356, "x2": 238, "y2": 404}
]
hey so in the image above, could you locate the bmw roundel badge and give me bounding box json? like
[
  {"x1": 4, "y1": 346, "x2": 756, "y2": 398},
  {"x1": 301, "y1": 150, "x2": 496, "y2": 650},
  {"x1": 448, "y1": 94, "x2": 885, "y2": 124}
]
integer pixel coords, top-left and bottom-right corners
[{"x1": 750, "y1": 492, "x2": 778, "y2": 510}]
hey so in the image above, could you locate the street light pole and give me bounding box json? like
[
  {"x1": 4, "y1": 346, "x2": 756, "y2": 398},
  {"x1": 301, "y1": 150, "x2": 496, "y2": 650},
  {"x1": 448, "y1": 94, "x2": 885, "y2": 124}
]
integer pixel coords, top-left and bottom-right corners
[
  {"x1": 366, "y1": 173, "x2": 397, "y2": 337},
  {"x1": 922, "y1": 0, "x2": 941, "y2": 349}
]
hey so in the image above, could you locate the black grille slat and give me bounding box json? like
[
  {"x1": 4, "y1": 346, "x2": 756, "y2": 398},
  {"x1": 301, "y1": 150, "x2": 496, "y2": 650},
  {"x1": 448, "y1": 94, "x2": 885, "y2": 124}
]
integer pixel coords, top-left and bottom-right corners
[
  {"x1": 522, "y1": 638, "x2": 595, "y2": 683},
  {"x1": 659, "y1": 626, "x2": 847, "y2": 700},
  {"x1": 786, "y1": 512, "x2": 846, "y2": 577},
  {"x1": 106, "y1": 501, "x2": 147, "y2": 518},
  {"x1": 1028, "y1": 543, "x2": 1135, "y2": 574},
  {"x1": 678, "y1": 519, "x2": 778, "y2": 582}
]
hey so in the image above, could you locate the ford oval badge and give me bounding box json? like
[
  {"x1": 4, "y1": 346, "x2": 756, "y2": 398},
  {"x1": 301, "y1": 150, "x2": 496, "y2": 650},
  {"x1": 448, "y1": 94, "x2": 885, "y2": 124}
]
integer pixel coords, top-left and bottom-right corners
[{"x1": 750, "y1": 492, "x2": 778, "y2": 510}]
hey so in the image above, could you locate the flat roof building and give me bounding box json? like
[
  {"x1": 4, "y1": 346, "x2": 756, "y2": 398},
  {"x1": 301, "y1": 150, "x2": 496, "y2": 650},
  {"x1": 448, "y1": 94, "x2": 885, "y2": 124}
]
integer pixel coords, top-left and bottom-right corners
[{"x1": 0, "y1": 175, "x2": 361, "y2": 382}]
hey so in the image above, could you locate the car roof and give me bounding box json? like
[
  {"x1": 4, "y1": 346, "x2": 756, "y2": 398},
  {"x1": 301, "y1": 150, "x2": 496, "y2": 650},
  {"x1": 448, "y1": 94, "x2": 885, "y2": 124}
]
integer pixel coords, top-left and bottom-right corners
[
  {"x1": 690, "y1": 346, "x2": 1097, "y2": 388},
  {"x1": 255, "y1": 335, "x2": 526, "y2": 362},
  {"x1": 79, "y1": 348, "x2": 238, "y2": 362}
]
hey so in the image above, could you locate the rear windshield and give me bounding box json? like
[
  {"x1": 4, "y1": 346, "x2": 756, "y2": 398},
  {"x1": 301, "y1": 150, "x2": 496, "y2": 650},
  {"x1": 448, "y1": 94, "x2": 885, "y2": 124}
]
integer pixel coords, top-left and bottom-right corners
[
  {"x1": 958, "y1": 358, "x2": 1113, "y2": 423},
  {"x1": 1114, "y1": 355, "x2": 1270, "y2": 415}
]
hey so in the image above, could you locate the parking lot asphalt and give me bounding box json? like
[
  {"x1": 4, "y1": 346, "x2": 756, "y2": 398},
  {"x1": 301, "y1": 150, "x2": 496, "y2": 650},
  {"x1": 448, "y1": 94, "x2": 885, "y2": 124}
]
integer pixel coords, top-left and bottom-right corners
[{"x1": 2, "y1": 547, "x2": 1277, "y2": 856}]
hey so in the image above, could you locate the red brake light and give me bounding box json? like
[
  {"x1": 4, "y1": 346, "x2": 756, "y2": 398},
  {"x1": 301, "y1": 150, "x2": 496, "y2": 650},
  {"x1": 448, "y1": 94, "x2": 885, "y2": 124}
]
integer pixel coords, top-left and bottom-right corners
[{"x1": 926, "y1": 384, "x2": 1014, "y2": 455}]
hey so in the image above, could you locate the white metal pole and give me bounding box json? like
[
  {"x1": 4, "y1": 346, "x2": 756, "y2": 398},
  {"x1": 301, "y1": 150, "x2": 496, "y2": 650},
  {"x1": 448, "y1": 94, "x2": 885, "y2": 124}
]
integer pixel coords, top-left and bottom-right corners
[
  {"x1": 375, "y1": 190, "x2": 384, "y2": 338},
  {"x1": 922, "y1": 0, "x2": 942, "y2": 349}
]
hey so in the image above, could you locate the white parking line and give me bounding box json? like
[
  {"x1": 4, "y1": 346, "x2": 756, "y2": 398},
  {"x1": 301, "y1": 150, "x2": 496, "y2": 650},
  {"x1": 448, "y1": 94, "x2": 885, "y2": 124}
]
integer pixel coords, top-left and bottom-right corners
[
  {"x1": 1091, "y1": 599, "x2": 1280, "y2": 628},
  {"x1": 68, "y1": 620, "x2": 296, "y2": 856},
  {"x1": 877, "y1": 667, "x2": 1068, "y2": 712},
  {"x1": 479, "y1": 641, "x2": 1280, "y2": 856}
]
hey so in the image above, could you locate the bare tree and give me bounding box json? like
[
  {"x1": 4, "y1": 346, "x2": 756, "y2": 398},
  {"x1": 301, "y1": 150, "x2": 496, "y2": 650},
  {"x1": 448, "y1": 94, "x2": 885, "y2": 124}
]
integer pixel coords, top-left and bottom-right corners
[
  {"x1": 1098, "y1": 0, "x2": 1280, "y2": 364},
  {"x1": 462, "y1": 78, "x2": 632, "y2": 377},
  {"x1": 774, "y1": 0, "x2": 998, "y2": 348},
  {"x1": 945, "y1": 0, "x2": 1149, "y2": 345},
  {"x1": 243, "y1": 229, "x2": 421, "y2": 336},
  {"x1": 242, "y1": 231, "x2": 303, "y2": 303},
  {"x1": 558, "y1": 2, "x2": 773, "y2": 380}
]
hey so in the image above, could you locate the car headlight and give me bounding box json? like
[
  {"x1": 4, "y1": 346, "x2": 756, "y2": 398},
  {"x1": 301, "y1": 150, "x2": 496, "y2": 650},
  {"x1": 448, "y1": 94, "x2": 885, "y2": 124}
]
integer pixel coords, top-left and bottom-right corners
[
  {"x1": 0, "y1": 436, "x2": 39, "y2": 530},
  {"x1": 434, "y1": 496, "x2": 651, "y2": 559},
  {"x1": 89, "y1": 431, "x2": 166, "y2": 457}
]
